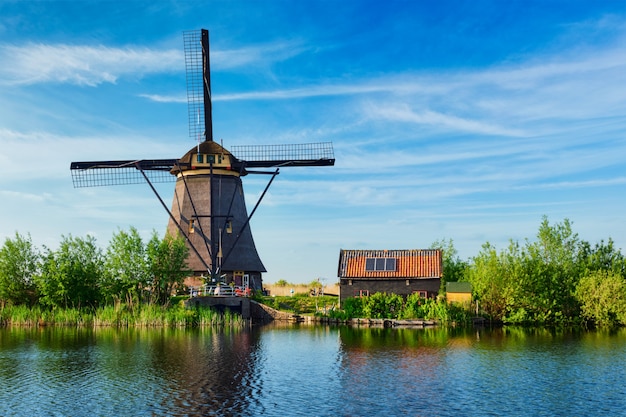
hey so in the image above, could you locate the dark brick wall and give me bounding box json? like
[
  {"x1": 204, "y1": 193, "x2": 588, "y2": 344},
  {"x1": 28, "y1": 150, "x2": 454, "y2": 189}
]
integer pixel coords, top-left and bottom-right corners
[{"x1": 339, "y1": 278, "x2": 440, "y2": 304}]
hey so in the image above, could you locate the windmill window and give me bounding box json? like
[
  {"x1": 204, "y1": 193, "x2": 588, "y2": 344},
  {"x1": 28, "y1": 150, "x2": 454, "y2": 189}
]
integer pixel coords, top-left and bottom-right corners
[
  {"x1": 196, "y1": 154, "x2": 204, "y2": 163},
  {"x1": 365, "y1": 257, "x2": 397, "y2": 271},
  {"x1": 208, "y1": 155, "x2": 215, "y2": 163}
]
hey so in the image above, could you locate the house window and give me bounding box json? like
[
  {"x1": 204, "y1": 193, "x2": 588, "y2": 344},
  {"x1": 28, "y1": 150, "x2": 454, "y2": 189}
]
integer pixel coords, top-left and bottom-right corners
[
  {"x1": 413, "y1": 290, "x2": 428, "y2": 299},
  {"x1": 365, "y1": 257, "x2": 397, "y2": 271},
  {"x1": 358, "y1": 290, "x2": 369, "y2": 297}
]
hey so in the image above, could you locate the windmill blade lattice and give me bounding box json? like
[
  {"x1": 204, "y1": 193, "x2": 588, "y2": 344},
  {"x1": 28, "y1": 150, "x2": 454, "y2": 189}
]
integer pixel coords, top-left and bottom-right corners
[
  {"x1": 184, "y1": 29, "x2": 212, "y2": 143},
  {"x1": 70, "y1": 159, "x2": 178, "y2": 188},
  {"x1": 231, "y1": 142, "x2": 335, "y2": 168}
]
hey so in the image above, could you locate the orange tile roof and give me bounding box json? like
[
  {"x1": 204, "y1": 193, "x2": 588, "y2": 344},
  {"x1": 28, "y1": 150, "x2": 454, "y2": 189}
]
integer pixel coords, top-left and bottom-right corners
[{"x1": 338, "y1": 249, "x2": 442, "y2": 278}]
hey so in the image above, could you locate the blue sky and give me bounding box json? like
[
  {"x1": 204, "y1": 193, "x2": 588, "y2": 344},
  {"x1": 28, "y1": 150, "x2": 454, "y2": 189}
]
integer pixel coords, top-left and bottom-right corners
[{"x1": 1, "y1": 1, "x2": 626, "y2": 284}]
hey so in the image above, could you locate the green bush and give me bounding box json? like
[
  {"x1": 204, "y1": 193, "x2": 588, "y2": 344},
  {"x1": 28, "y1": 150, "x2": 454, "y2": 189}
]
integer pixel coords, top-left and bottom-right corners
[
  {"x1": 341, "y1": 297, "x2": 364, "y2": 318},
  {"x1": 333, "y1": 293, "x2": 474, "y2": 324},
  {"x1": 362, "y1": 292, "x2": 403, "y2": 319},
  {"x1": 576, "y1": 270, "x2": 626, "y2": 327},
  {"x1": 401, "y1": 293, "x2": 427, "y2": 319}
]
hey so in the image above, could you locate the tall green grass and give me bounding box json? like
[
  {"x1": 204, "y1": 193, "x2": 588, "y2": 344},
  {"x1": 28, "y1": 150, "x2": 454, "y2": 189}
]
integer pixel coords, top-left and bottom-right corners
[
  {"x1": 0, "y1": 303, "x2": 246, "y2": 328},
  {"x1": 0, "y1": 305, "x2": 94, "y2": 326}
]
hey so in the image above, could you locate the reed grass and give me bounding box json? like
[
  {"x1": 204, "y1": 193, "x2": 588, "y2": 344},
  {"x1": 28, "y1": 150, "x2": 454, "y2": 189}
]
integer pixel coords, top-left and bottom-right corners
[{"x1": 0, "y1": 303, "x2": 246, "y2": 328}]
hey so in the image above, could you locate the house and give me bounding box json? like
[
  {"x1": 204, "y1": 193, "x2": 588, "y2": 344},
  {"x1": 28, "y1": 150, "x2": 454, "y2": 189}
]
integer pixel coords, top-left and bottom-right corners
[
  {"x1": 337, "y1": 249, "x2": 442, "y2": 305},
  {"x1": 446, "y1": 281, "x2": 472, "y2": 305}
]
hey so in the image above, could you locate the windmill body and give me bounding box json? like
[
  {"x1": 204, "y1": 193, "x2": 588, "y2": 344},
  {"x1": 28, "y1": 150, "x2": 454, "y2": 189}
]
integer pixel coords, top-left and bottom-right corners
[
  {"x1": 168, "y1": 140, "x2": 266, "y2": 289},
  {"x1": 70, "y1": 29, "x2": 334, "y2": 293}
]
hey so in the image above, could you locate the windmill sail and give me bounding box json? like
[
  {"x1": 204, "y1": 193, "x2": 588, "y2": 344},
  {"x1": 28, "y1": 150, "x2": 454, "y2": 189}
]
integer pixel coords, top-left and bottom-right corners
[
  {"x1": 70, "y1": 159, "x2": 178, "y2": 187},
  {"x1": 184, "y1": 29, "x2": 212, "y2": 143}
]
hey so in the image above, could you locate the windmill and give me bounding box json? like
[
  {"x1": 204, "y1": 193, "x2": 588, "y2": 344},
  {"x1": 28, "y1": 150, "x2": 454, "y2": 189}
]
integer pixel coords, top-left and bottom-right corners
[{"x1": 70, "y1": 29, "x2": 334, "y2": 291}]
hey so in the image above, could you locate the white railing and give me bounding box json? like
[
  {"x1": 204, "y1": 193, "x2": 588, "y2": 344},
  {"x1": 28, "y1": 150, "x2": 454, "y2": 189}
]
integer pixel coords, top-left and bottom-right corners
[{"x1": 189, "y1": 285, "x2": 252, "y2": 297}]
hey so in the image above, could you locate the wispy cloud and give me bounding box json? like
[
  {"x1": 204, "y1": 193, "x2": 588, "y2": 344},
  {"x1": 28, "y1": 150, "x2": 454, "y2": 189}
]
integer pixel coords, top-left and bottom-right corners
[
  {"x1": 363, "y1": 103, "x2": 526, "y2": 137},
  {"x1": 0, "y1": 189, "x2": 50, "y2": 202},
  {"x1": 0, "y1": 43, "x2": 182, "y2": 86},
  {"x1": 138, "y1": 93, "x2": 186, "y2": 103},
  {"x1": 209, "y1": 39, "x2": 626, "y2": 139},
  {"x1": 0, "y1": 38, "x2": 310, "y2": 87},
  {"x1": 212, "y1": 40, "x2": 309, "y2": 70},
  {"x1": 0, "y1": 128, "x2": 180, "y2": 182},
  {"x1": 215, "y1": 82, "x2": 410, "y2": 101}
]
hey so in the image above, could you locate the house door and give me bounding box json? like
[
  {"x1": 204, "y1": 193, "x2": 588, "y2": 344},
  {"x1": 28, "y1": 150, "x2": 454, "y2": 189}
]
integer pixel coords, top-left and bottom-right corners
[{"x1": 243, "y1": 274, "x2": 250, "y2": 289}]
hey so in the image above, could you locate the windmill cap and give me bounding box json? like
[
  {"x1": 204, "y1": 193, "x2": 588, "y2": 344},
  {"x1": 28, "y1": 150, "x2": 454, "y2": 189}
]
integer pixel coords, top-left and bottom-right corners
[{"x1": 170, "y1": 141, "x2": 235, "y2": 174}]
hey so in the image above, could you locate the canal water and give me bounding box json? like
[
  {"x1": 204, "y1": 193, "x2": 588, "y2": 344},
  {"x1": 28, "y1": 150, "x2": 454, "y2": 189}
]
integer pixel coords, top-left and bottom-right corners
[{"x1": 1, "y1": 324, "x2": 625, "y2": 416}]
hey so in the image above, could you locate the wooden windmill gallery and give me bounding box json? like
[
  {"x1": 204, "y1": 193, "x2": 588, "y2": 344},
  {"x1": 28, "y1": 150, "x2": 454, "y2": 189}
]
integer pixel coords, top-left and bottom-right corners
[{"x1": 70, "y1": 29, "x2": 335, "y2": 291}]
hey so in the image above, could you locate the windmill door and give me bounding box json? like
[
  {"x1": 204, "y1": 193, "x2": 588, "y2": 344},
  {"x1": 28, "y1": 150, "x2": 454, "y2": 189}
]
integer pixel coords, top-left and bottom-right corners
[{"x1": 243, "y1": 274, "x2": 250, "y2": 290}]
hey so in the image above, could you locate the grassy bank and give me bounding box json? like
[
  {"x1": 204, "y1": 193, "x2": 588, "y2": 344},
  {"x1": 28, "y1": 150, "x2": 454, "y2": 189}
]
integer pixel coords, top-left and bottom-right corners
[
  {"x1": 256, "y1": 294, "x2": 338, "y2": 315},
  {"x1": 0, "y1": 303, "x2": 246, "y2": 328},
  {"x1": 256, "y1": 292, "x2": 475, "y2": 325}
]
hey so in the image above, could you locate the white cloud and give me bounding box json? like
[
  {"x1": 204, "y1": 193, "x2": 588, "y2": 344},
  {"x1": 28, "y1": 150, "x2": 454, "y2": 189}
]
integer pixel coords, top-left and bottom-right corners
[
  {"x1": 0, "y1": 43, "x2": 183, "y2": 86},
  {"x1": 212, "y1": 40, "x2": 308, "y2": 70},
  {"x1": 0, "y1": 128, "x2": 180, "y2": 182},
  {"x1": 0, "y1": 37, "x2": 311, "y2": 87},
  {"x1": 363, "y1": 103, "x2": 526, "y2": 137},
  {"x1": 0, "y1": 189, "x2": 51, "y2": 202},
  {"x1": 138, "y1": 93, "x2": 187, "y2": 103}
]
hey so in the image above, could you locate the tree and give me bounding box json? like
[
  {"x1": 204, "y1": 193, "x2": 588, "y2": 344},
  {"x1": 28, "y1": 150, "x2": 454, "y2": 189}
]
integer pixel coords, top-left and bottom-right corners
[
  {"x1": 103, "y1": 227, "x2": 150, "y2": 306},
  {"x1": 431, "y1": 238, "x2": 468, "y2": 284},
  {"x1": 0, "y1": 232, "x2": 39, "y2": 308},
  {"x1": 523, "y1": 217, "x2": 582, "y2": 322},
  {"x1": 575, "y1": 270, "x2": 626, "y2": 327},
  {"x1": 578, "y1": 238, "x2": 625, "y2": 276},
  {"x1": 36, "y1": 235, "x2": 103, "y2": 309},
  {"x1": 147, "y1": 232, "x2": 190, "y2": 305},
  {"x1": 466, "y1": 242, "x2": 516, "y2": 321}
]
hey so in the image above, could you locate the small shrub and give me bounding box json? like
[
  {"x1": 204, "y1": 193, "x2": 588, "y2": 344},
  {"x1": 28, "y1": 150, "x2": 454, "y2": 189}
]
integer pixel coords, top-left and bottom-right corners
[{"x1": 362, "y1": 292, "x2": 403, "y2": 319}]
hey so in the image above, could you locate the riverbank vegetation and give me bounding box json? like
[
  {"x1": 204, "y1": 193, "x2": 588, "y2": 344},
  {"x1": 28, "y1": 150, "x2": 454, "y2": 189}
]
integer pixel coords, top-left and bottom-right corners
[
  {"x1": 0, "y1": 227, "x2": 244, "y2": 328},
  {"x1": 0, "y1": 227, "x2": 190, "y2": 310},
  {"x1": 327, "y1": 293, "x2": 473, "y2": 325},
  {"x1": 255, "y1": 293, "x2": 337, "y2": 315},
  {"x1": 0, "y1": 303, "x2": 245, "y2": 327},
  {"x1": 463, "y1": 217, "x2": 626, "y2": 327},
  {"x1": 327, "y1": 217, "x2": 626, "y2": 328},
  {"x1": 2, "y1": 217, "x2": 626, "y2": 328}
]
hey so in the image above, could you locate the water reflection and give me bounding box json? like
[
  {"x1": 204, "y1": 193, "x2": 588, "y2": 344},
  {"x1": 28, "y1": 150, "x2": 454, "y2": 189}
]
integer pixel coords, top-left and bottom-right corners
[
  {"x1": 152, "y1": 327, "x2": 263, "y2": 415},
  {"x1": 1, "y1": 325, "x2": 625, "y2": 416},
  {"x1": 0, "y1": 327, "x2": 264, "y2": 416}
]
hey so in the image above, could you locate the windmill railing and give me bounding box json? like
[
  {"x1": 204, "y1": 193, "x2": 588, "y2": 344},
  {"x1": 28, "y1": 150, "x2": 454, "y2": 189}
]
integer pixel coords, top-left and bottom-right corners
[{"x1": 189, "y1": 284, "x2": 252, "y2": 297}]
